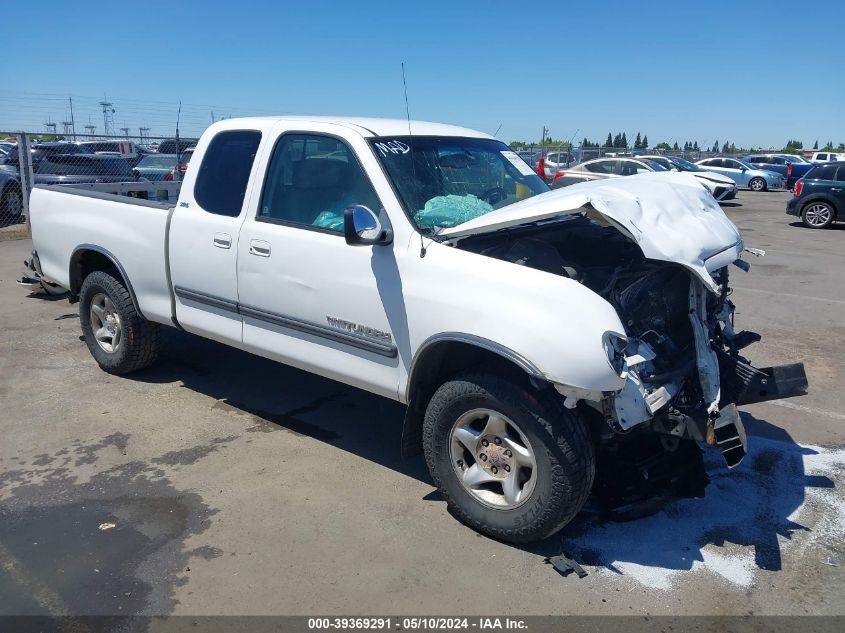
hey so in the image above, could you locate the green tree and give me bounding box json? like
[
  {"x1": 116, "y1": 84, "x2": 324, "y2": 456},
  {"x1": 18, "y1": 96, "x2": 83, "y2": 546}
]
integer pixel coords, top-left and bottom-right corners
[
  {"x1": 634, "y1": 132, "x2": 642, "y2": 149},
  {"x1": 655, "y1": 142, "x2": 671, "y2": 150},
  {"x1": 673, "y1": 141, "x2": 679, "y2": 150},
  {"x1": 693, "y1": 141, "x2": 699, "y2": 151},
  {"x1": 713, "y1": 140, "x2": 719, "y2": 153},
  {"x1": 621, "y1": 132, "x2": 628, "y2": 148},
  {"x1": 721, "y1": 141, "x2": 730, "y2": 153},
  {"x1": 605, "y1": 133, "x2": 613, "y2": 148},
  {"x1": 813, "y1": 140, "x2": 819, "y2": 149},
  {"x1": 641, "y1": 135, "x2": 648, "y2": 149}
]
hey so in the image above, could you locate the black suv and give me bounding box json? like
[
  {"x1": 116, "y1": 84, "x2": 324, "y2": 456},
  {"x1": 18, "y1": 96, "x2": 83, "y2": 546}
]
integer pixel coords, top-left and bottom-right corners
[{"x1": 786, "y1": 163, "x2": 845, "y2": 229}]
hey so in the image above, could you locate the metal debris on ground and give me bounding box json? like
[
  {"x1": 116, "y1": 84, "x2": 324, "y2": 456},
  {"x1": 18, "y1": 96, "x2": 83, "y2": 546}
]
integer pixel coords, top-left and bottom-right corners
[
  {"x1": 545, "y1": 552, "x2": 588, "y2": 579},
  {"x1": 98, "y1": 522, "x2": 116, "y2": 531}
]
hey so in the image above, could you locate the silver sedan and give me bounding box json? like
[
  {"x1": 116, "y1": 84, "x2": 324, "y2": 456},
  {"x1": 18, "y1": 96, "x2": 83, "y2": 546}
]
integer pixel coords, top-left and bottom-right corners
[{"x1": 695, "y1": 157, "x2": 785, "y2": 192}]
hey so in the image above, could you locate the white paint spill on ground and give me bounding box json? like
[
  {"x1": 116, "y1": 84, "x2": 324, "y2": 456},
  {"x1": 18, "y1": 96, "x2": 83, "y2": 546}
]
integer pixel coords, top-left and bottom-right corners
[{"x1": 565, "y1": 436, "x2": 845, "y2": 591}]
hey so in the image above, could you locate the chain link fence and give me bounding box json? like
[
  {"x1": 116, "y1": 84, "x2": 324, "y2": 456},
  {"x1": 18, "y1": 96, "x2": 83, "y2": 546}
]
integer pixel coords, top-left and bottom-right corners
[{"x1": 0, "y1": 132, "x2": 199, "y2": 228}]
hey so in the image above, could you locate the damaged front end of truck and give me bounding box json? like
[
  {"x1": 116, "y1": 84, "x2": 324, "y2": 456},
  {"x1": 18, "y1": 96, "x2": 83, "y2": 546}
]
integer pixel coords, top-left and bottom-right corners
[{"x1": 443, "y1": 172, "x2": 808, "y2": 512}]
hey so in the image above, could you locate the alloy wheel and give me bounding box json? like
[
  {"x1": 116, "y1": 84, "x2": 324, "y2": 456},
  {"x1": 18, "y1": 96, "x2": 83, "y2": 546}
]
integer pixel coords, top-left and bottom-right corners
[{"x1": 449, "y1": 408, "x2": 537, "y2": 509}]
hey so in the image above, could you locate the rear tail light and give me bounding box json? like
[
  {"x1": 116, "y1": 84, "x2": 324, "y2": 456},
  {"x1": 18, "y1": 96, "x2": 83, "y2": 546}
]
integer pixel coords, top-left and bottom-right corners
[
  {"x1": 794, "y1": 180, "x2": 804, "y2": 196},
  {"x1": 179, "y1": 163, "x2": 188, "y2": 172},
  {"x1": 553, "y1": 172, "x2": 566, "y2": 181},
  {"x1": 164, "y1": 172, "x2": 174, "y2": 181},
  {"x1": 787, "y1": 163, "x2": 793, "y2": 178},
  {"x1": 537, "y1": 158, "x2": 545, "y2": 179}
]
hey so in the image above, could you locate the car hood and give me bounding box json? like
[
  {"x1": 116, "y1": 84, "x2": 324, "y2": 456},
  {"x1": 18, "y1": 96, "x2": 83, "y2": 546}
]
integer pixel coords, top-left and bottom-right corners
[{"x1": 440, "y1": 172, "x2": 743, "y2": 292}]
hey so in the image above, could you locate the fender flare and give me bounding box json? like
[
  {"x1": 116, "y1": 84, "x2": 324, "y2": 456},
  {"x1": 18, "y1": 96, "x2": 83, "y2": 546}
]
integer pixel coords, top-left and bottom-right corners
[
  {"x1": 69, "y1": 244, "x2": 144, "y2": 318},
  {"x1": 400, "y1": 333, "x2": 546, "y2": 457}
]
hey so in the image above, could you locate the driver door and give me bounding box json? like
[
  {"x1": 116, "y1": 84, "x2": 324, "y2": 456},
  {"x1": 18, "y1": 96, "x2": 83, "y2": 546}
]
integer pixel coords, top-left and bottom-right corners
[{"x1": 236, "y1": 127, "x2": 401, "y2": 399}]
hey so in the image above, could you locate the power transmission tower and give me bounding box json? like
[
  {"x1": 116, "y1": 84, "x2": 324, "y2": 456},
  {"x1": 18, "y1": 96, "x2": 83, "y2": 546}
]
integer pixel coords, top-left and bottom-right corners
[
  {"x1": 120, "y1": 126, "x2": 129, "y2": 137},
  {"x1": 44, "y1": 120, "x2": 57, "y2": 137},
  {"x1": 61, "y1": 121, "x2": 74, "y2": 136},
  {"x1": 99, "y1": 95, "x2": 115, "y2": 136},
  {"x1": 139, "y1": 127, "x2": 149, "y2": 144},
  {"x1": 85, "y1": 124, "x2": 96, "y2": 136}
]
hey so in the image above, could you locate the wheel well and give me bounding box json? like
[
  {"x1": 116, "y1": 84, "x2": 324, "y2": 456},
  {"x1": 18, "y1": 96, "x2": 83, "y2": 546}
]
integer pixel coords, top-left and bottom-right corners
[
  {"x1": 69, "y1": 248, "x2": 142, "y2": 315},
  {"x1": 400, "y1": 340, "x2": 547, "y2": 457},
  {"x1": 801, "y1": 196, "x2": 838, "y2": 219}
]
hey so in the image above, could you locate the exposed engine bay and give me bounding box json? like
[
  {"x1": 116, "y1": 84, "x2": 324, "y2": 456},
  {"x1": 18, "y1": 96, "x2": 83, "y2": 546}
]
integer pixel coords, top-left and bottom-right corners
[{"x1": 457, "y1": 213, "x2": 808, "y2": 494}]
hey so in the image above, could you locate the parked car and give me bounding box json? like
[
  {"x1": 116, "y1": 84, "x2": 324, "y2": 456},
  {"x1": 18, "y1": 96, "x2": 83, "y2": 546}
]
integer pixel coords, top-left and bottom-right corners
[
  {"x1": 550, "y1": 157, "x2": 669, "y2": 188},
  {"x1": 695, "y1": 158, "x2": 785, "y2": 191},
  {"x1": 27, "y1": 116, "x2": 807, "y2": 544},
  {"x1": 786, "y1": 162, "x2": 845, "y2": 229},
  {"x1": 515, "y1": 150, "x2": 540, "y2": 169},
  {"x1": 538, "y1": 151, "x2": 577, "y2": 181},
  {"x1": 28, "y1": 154, "x2": 135, "y2": 185},
  {"x1": 77, "y1": 140, "x2": 147, "y2": 167},
  {"x1": 155, "y1": 138, "x2": 195, "y2": 155},
  {"x1": 637, "y1": 155, "x2": 738, "y2": 200},
  {"x1": 810, "y1": 151, "x2": 843, "y2": 163},
  {"x1": 742, "y1": 154, "x2": 813, "y2": 188},
  {"x1": 0, "y1": 167, "x2": 23, "y2": 219},
  {"x1": 132, "y1": 154, "x2": 180, "y2": 181},
  {"x1": 0, "y1": 142, "x2": 90, "y2": 167}
]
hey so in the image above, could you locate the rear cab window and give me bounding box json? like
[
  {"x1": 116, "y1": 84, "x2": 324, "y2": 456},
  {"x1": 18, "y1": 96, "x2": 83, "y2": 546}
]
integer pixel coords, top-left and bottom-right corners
[{"x1": 193, "y1": 130, "x2": 262, "y2": 217}]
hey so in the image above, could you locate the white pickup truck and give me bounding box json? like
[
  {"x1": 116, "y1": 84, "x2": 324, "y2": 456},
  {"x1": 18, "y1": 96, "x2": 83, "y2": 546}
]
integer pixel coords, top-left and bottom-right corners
[{"x1": 27, "y1": 116, "x2": 807, "y2": 543}]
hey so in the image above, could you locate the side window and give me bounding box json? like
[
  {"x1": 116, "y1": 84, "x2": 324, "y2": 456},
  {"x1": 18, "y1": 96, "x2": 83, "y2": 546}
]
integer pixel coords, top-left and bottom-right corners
[
  {"x1": 619, "y1": 160, "x2": 647, "y2": 175},
  {"x1": 585, "y1": 160, "x2": 615, "y2": 174},
  {"x1": 725, "y1": 160, "x2": 743, "y2": 169},
  {"x1": 258, "y1": 134, "x2": 381, "y2": 233},
  {"x1": 817, "y1": 154, "x2": 828, "y2": 161},
  {"x1": 194, "y1": 130, "x2": 262, "y2": 217},
  {"x1": 811, "y1": 165, "x2": 837, "y2": 181},
  {"x1": 836, "y1": 166, "x2": 845, "y2": 182},
  {"x1": 747, "y1": 156, "x2": 765, "y2": 164}
]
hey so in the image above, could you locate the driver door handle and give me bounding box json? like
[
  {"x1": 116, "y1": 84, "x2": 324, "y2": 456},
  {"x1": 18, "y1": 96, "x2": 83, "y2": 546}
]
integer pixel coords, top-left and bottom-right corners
[
  {"x1": 249, "y1": 239, "x2": 271, "y2": 257},
  {"x1": 213, "y1": 233, "x2": 232, "y2": 249}
]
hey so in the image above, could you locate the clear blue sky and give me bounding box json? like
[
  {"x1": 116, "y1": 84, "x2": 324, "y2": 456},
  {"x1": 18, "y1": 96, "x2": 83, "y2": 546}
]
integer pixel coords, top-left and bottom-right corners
[{"x1": 2, "y1": 0, "x2": 843, "y2": 148}]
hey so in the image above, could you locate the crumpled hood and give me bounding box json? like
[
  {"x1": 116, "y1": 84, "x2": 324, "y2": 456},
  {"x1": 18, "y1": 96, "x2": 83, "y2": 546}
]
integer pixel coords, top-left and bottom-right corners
[{"x1": 441, "y1": 172, "x2": 743, "y2": 292}]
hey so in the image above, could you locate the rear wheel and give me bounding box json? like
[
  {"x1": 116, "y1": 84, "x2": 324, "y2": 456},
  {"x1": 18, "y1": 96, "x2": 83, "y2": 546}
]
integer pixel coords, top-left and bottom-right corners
[
  {"x1": 423, "y1": 372, "x2": 594, "y2": 543},
  {"x1": 801, "y1": 201, "x2": 835, "y2": 229},
  {"x1": 79, "y1": 270, "x2": 161, "y2": 374},
  {"x1": 748, "y1": 177, "x2": 767, "y2": 192}
]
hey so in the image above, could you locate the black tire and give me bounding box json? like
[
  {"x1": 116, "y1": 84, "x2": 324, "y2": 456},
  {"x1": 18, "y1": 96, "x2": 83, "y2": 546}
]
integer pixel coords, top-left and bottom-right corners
[
  {"x1": 748, "y1": 177, "x2": 767, "y2": 192},
  {"x1": 79, "y1": 270, "x2": 161, "y2": 374},
  {"x1": 1, "y1": 183, "x2": 23, "y2": 220},
  {"x1": 801, "y1": 201, "x2": 835, "y2": 229},
  {"x1": 423, "y1": 372, "x2": 594, "y2": 543}
]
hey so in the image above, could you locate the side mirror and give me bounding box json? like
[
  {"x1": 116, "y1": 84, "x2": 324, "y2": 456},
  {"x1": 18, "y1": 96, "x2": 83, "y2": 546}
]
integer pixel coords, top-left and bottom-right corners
[{"x1": 344, "y1": 205, "x2": 392, "y2": 246}]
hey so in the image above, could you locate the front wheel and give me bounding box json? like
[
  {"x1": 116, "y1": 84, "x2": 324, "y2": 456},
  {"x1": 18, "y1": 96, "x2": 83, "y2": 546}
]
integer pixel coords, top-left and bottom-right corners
[
  {"x1": 748, "y1": 177, "x2": 767, "y2": 192},
  {"x1": 79, "y1": 270, "x2": 161, "y2": 374},
  {"x1": 423, "y1": 372, "x2": 594, "y2": 543},
  {"x1": 801, "y1": 201, "x2": 835, "y2": 229}
]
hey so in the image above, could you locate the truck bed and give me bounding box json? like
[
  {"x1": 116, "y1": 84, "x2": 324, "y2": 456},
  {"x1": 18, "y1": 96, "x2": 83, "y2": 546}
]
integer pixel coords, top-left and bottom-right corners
[{"x1": 30, "y1": 185, "x2": 177, "y2": 325}]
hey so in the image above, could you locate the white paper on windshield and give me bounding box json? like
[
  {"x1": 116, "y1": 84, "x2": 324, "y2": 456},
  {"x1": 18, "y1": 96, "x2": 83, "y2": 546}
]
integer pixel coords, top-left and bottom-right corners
[{"x1": 500, "y1": 150, "x2": 536, "y2": 176}]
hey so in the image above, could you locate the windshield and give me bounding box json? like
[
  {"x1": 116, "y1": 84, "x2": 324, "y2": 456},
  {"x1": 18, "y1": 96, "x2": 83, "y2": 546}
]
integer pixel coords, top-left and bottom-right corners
[
  {"x1": 640, "y1": 159, "x2": 668, "y2": 171},
  {"x1": 668, "y1": 157, "x2": 703, "y2": 171},
  {"x1": 370, "y1": 136, "x2": 548, "y2": 232}
]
